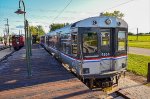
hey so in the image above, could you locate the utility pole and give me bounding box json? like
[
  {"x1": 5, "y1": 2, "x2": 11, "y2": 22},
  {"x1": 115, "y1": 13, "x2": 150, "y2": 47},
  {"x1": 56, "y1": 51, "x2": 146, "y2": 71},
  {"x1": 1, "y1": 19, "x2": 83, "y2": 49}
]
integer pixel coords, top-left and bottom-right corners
[
  {"x1": 5, "y1": 18, "x2": 10, "y2": 48},
  {"x1": 19, "y1": 30, "x2": 21, "y2": 35},
  {"x1": 3, "y1": 29, "x2": 5, "y2": 45},
  {"x1": 21, "y1": 30, "x2": 22, "y2": 35},
  {"x1": 15, "y1": 0, "x2": 32, "y2": 77},
  {"x1": 136, "y1": 28, "x2": 138, "y2": 41}
]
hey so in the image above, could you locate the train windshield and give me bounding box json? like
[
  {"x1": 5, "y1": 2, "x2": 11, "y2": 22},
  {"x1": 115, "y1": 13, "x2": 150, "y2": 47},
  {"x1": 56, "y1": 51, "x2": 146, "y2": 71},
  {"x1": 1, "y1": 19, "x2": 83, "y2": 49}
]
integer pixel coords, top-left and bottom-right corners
[
  {"x1": 118, "y1": 31, "x2": 126, "y2": 51},
  {"x1": 100, "y1": 29, "x2": 110, "y2": 55},
  {"x1": 82, "y1": 32, "x2": 98, "y2": 57}
]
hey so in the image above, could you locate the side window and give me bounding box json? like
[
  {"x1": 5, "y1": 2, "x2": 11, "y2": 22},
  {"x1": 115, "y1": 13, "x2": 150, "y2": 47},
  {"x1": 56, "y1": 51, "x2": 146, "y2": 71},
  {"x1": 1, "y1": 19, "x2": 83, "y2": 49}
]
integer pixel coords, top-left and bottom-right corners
[
  {"x1": 71, "y1": 33, "x2": 78, "y2": 56},
  {"x1": 61, "y1": 33, "x2": 71, "y2": 54},
  {"x1": 118, "y1": 31, "x2": 126, "y2": 51},
  {"x1": 48, "y1": 36, "x2": 52, "y2": 46},
  {"x1": 46, "y1": 36, "x2": 49, "y2": 45}
]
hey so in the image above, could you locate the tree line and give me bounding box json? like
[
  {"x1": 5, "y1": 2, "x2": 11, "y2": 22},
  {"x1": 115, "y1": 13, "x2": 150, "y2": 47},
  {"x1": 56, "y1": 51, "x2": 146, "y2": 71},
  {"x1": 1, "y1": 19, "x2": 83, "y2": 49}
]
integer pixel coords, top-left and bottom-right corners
[{"x1": 128, "y1": 32, "x2": 150, "y2": 35}]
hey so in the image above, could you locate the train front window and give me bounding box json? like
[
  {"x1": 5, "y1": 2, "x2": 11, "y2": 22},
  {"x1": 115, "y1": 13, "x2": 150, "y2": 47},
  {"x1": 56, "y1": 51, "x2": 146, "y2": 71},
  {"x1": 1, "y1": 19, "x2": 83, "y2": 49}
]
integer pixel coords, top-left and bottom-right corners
[
  {"x1": 82, "y1": 32, "x2": 98, "y2": 57},
  {"x1": 100, "y1": 29, "x2": 110, "y2": 54},
  {"x1": 118, "y1": 31, "x2": 126, "y2": 51}
]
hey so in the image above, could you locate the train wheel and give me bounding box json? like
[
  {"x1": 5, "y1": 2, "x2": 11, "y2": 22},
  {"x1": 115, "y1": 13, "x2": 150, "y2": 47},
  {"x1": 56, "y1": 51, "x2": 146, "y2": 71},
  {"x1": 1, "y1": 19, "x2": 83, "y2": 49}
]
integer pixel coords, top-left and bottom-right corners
[
  {"x1": 89, "y1": 79, "x2": 94, "y2": 89},
  {"x1": 85, "y1": 79, "x2": 93, "y2": 89},
  {"x1": 14, "y1": 47, "x2": 17, "y2": 51},
  {"x1": 85, "y1": 79, "x2": 90, "y2": 88}
]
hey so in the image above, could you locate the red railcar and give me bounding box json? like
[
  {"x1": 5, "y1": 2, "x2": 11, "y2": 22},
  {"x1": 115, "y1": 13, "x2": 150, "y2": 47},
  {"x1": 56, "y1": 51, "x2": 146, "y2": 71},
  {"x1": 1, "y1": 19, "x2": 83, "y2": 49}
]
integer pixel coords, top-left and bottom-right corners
[{"x1": 12, "y1": 35, "x2": 24, "y2": 50}]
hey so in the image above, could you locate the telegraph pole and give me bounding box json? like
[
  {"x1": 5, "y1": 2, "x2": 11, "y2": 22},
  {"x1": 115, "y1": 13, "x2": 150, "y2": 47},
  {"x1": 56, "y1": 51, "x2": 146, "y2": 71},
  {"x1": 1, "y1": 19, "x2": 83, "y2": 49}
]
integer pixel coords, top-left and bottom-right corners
[{"x1": 5, "y1": 18, "x2": 10, "y2": 48}]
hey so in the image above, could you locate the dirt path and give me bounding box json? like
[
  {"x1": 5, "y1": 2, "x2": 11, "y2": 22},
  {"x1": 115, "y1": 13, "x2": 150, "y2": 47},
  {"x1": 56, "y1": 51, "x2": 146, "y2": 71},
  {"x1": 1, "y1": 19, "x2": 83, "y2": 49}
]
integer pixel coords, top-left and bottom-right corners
[{"x1": 128, "y1": 47, "x2": 150, "y2": 56}]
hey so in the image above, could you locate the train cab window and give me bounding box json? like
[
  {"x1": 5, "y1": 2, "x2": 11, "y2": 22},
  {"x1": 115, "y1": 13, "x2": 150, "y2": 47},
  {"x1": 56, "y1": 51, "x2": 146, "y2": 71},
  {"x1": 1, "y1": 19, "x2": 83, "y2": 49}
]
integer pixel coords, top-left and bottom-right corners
[
  {"x1": 82, "y1": 32, "x2": 98, "y2": 57},
  {"x1": 100, "y1": 29, "x2": 110, "y2": 54},
  {"x1": 71, "y1": 33, "x2": 77, "y2": 56},
  {"x1": 118, "y1": 31, "x2": 126, "y2": 51}
]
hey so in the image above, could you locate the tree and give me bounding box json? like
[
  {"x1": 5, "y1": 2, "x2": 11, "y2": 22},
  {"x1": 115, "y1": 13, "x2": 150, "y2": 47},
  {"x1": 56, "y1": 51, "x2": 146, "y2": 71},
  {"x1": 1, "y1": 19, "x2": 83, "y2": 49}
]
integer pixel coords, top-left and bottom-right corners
[
  {"x1": 29, "y1": 26, "x2": 37, "y2": 35},
  {"x1": 128, "y1": 32, "x2": 134, "y2": 35},
  {"x1": 102, "y1": 10, "x2": 124, "y2": 19},
  {"x1": 36, "y1": 25, "x2": 45, "y2": 36},
  {"x1": 29, "y1": 25, "x2": 45, "y2": 43},
  {"x1": 0, "y1": 36, "x2": 3, "y2": 43},
  {"x1": 49, "y1": 23, "x2": 69, "y2": 31},
  {"x1": 29, "y1": 25, "x2": 45, "y2": 36}
]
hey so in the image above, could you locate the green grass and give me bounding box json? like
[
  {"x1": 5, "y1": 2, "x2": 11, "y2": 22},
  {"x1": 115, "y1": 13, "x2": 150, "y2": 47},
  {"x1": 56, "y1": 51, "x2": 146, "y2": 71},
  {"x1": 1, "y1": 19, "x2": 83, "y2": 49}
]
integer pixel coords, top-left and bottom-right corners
[
  {"x1": 128, "y1": 35, "x2": 150, "y2": 41},
  {"x1": 128, "y1": 41, "x2": 150, "y2": 49},
  {"x1": 127, "y1": 54, "x2": 150, "y2": 76},
  {"x1": 128, "y1": 35, "x2": 150, "y2": 49}
]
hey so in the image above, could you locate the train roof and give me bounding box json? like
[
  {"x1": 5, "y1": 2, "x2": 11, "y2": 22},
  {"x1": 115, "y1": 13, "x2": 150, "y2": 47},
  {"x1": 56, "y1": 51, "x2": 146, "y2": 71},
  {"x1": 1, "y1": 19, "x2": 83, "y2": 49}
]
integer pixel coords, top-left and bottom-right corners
[{"x1": 46, "y1": 16, "x2": 128, "y2": 35}]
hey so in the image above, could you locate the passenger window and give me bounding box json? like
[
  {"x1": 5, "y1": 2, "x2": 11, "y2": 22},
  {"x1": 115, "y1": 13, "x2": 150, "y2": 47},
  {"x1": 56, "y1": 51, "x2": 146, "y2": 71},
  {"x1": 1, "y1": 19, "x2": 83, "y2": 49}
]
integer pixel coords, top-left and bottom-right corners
[
  {"x1": 46, "y1": 36, "x2": 49, "y2": 45},
  {"x1": 71, "y1": 33, "x2": 77, "y2": 56},
  {"x1": 61, "y1": 33, "x2": 71, "y2": 54},
  {"x1": 48, "y1": 36, "x2": 52, "y2": 46}
]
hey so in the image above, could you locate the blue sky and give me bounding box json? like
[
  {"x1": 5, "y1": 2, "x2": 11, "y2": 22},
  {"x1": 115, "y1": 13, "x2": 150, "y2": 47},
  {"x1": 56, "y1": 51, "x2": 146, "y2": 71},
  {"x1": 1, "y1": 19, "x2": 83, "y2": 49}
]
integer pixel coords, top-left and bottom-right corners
[{"x1": 0, "y1": 0, "x2": 150, "y2": 35}]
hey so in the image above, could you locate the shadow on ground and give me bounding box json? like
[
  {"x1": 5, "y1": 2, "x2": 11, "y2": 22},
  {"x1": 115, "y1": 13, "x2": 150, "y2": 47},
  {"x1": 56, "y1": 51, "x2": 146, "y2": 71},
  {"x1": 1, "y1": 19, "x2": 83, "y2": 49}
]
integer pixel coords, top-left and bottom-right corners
[{"x1": 0, "y1": 44, "x2": 75, "y2": 91}]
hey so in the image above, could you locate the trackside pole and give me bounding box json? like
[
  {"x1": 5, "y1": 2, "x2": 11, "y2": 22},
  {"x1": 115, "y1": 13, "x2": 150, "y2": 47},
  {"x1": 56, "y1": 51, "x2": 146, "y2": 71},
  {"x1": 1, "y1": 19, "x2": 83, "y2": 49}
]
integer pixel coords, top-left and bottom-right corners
[
  {"x1": 26, "y1": 20, "x2": 32, "y2": 77},
  {"x1": 147, "y1": 63, "x2": 150, "y2": 82}
]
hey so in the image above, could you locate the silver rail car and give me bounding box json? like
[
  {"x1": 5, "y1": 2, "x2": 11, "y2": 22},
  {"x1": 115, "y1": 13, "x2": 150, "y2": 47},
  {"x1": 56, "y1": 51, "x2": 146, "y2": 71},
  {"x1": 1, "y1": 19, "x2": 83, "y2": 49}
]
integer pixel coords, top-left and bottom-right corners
[{"x1": 40, "y1": 15, "x2": 128, "y2": 89}]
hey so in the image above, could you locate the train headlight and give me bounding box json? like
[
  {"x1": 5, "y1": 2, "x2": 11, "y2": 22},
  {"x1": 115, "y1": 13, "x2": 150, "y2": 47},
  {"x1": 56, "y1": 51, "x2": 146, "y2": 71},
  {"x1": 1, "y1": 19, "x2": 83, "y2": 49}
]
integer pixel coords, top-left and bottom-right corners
[{"x1": 83, "y1": 68, "x2": 90, "y2": 74}]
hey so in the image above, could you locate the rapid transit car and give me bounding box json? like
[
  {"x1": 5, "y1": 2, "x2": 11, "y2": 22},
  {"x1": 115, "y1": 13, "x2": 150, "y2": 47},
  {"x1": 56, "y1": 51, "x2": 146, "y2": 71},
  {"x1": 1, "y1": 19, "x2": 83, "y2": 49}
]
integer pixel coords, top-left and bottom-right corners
[
  {"x1": 12, "y1": 35, "x2": 24, "y2": 50},
  {"x1": 40, "y1": 15, "x2": 128, "y2": 88}
]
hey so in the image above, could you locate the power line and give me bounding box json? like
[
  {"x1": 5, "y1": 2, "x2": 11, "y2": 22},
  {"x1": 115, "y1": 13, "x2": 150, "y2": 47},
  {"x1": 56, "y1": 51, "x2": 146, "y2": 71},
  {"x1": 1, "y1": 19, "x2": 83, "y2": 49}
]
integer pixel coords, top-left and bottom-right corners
[
  {"x1": 1, "y1": 0, "x2": 136, "y2": 24},
  {"x1": 51, "y1": 0, "x2": 73, "y2": 23},
  {"x1": 1, "y1": 6, "x2": 97, "y2": 15},
  {"x1": 0, "y1": 0, "x2": 140, "y2": 30},
  {"x1": 0, "y1": 12, "x2": 78, "y2": 22},
  {"x1": 101, "y1": 0, "x2": 137, "y2": 13}
]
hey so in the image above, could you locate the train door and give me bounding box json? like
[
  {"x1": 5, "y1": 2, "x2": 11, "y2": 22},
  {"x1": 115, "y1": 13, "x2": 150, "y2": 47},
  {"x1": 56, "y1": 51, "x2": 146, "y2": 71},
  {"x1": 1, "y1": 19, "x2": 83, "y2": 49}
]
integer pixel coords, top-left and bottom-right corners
[
  {"x1": 99, "y1": 29, "x2": 112, "y2": 72},
  {"x1": 100, "y1": 29, "x2": 110, "y2": 56},
  {"x1": 79, "y1": 27, "x2": 101, "y2": 74}
]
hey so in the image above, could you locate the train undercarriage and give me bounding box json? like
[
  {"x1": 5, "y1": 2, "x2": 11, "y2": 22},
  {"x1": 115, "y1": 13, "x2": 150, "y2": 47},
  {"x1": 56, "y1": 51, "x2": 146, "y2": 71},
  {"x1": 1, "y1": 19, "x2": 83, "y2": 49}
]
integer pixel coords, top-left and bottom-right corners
[
  {"x1": 83, "y1": 75, "x2": 120, "y2": 89},
  {"x1": 61, "y1": 62, "x2": 126, "y2": 90}
]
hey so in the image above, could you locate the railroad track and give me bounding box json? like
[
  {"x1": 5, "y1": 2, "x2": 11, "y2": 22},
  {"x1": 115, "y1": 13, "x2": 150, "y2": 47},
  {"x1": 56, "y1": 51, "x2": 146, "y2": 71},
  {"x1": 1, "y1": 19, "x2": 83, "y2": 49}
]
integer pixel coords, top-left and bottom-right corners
[
  {"x1": 107, "y1": 91, "x2": 129, "y2": 99},
  {"x1": 0, "y1": 46, "x2": 11, "y2": 51},
  {"x1": 0, "y1": 49, "x2": 16, "y2": 62}
]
